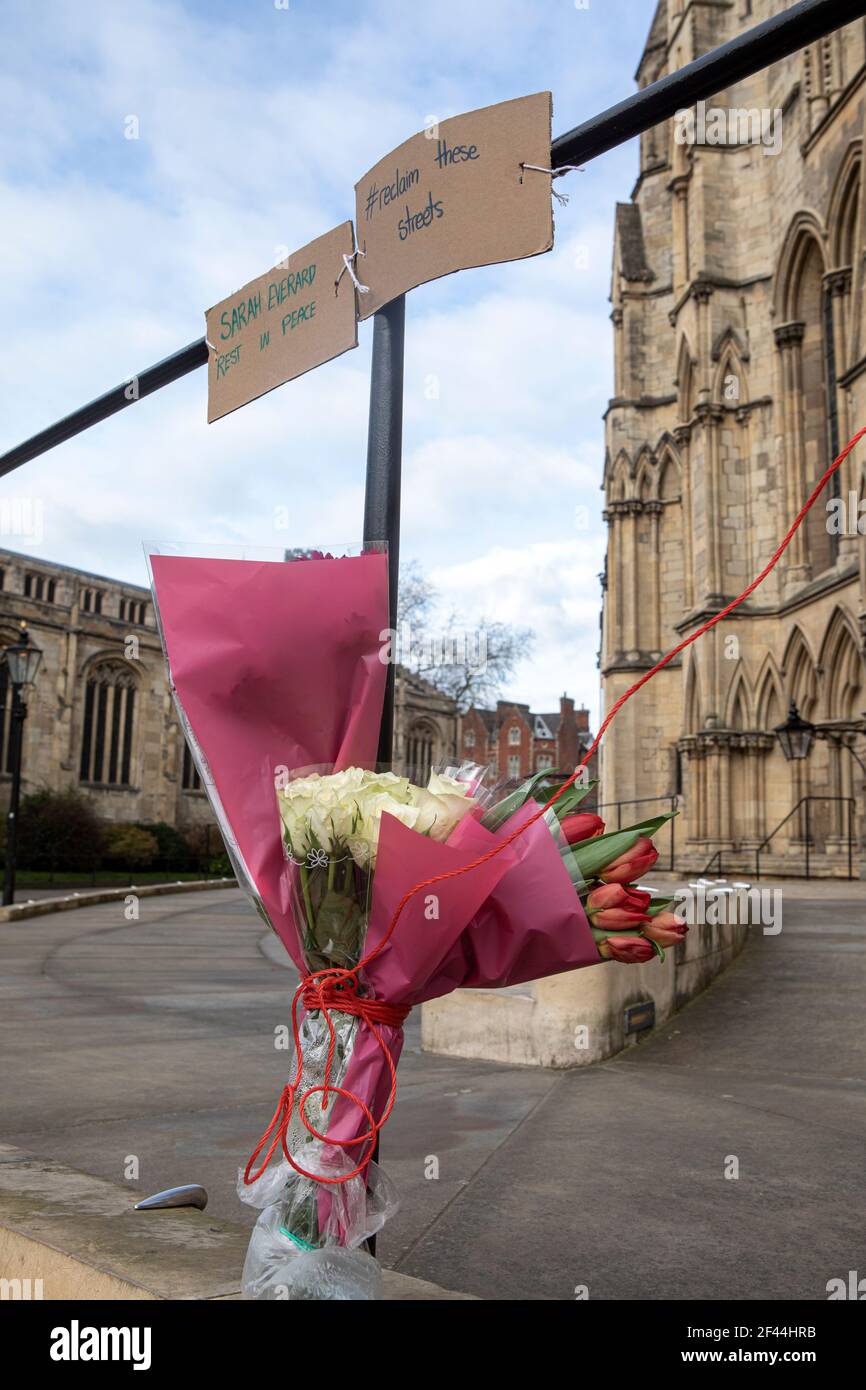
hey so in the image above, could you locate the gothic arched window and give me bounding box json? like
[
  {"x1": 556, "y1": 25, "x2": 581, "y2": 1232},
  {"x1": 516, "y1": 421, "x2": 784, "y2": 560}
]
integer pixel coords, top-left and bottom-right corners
[
  {"x1": 79, "y1": 662, "x2": 137, "y2": 786},
  {"x1": 405, "y1": 721, "x2": 437, "y2": 783},
  {"x1": 182, "y1": 741, "x2": 202, "y2": 791}
]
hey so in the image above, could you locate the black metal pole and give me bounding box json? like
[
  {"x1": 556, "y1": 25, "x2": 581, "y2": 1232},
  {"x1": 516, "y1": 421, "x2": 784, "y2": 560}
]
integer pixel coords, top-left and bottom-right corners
[
  {"x1": 361, "y1": 294, "x2": 406, "y2": 1261},
  {"x1": 0, "y1": 338, "x2": 207, "y2": 478},
  {"x1": 2, "y1": 688, "x2": 27, "y2": 906},
  {"x1": 363, "y1": 294, "x2": 406, "y2": 767},
  {"x1": 551, "y1": 0, "x2": 866, "y2": 169},
  {"x1": 3, "y1": 1, "x2": 864, "y2": 478}
]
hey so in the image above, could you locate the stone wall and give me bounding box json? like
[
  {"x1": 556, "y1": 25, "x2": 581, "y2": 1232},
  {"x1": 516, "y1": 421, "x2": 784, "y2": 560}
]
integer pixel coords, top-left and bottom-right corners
[
  {"x1": 422, "y1": 913, "x2": 748, "y2": 1068},
  {"x1": 602, "y1": 2, "x2": 866, "y2": 877}
]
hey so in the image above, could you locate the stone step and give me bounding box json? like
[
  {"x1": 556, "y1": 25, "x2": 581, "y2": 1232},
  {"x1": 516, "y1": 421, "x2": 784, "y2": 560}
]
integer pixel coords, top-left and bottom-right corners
[{"x1": 0, "y1": 1144, "x2": 474, "y2": 1301}]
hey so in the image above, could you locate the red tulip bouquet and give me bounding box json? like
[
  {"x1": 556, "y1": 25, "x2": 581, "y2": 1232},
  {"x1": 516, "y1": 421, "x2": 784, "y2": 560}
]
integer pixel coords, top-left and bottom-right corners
[
  {"x1": 237, "y1": 762, "x2": 680, "y2": 1299},
  {"x1": 484, "y1": 774, "x2": 684, "y2": 967},
  {"x1": 546, "y1": 802, "x2": 687, "y2": 963},
  {"x1": 147, "y1": 547, "x2": 681, "y2": 1301}
]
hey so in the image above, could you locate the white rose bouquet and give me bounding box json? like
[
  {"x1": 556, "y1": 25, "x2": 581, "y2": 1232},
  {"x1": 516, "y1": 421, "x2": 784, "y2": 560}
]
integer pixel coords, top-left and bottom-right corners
[
  {"x1": 239, "y1": 764, "x2": 476, "y2": 1298},
  {"x1": 279, "y1": 766, "x2": 474, "y2": 970}
]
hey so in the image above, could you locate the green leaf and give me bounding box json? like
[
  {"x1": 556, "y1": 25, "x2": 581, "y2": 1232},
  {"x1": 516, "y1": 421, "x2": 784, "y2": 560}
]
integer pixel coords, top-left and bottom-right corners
[
  {"x1": 483, "y1": 770, "x2": 598, "y2": 834},
  {"x1": 311, "y1": 888, "x2": 365, "y2": 968},
  {"x1": 646, "y1": 896, "x2": 675, "y2": 916},
  {"x1": 570, "y1": 812, "x2": 677, "y2": 881},
  {"x1": 481, "y1": 769, "x2": 559, "y2": 832}
]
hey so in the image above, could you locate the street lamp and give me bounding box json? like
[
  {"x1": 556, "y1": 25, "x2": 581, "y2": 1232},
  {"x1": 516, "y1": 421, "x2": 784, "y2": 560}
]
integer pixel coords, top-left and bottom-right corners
[
  {"x1": 3, "y1": 622, "x2": 43, "y2": 906},
  {"x1": 774, "y1": 700, "x2": 816, "y2": 762},
  {"x1": 774, "y1": 697, "x2": 866, "y2": 776}
]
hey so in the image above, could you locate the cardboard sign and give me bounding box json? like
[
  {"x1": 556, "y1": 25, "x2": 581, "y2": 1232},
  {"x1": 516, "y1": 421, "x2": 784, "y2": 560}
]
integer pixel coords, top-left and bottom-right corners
[
  {"x1": 354, "y1": 93, "x2": 554, "y2": 320},
  {"x1": 205, "y1": 221, "x2": 358, "y2": 422}
]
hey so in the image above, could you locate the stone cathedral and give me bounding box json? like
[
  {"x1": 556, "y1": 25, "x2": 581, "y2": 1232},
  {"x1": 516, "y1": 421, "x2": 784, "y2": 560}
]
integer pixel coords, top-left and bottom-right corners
[{"x1": 601, "y1": 2, "x2": 866, "y2": 874}]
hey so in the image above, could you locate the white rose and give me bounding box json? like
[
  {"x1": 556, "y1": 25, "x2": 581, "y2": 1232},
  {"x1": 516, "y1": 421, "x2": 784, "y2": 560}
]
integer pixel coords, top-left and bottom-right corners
[
  {"x1": 352, "y1": 791, "x2": 421, "y2": 866},
  {"x1": 280, "y1": 802, "x2": 313, "y2": 861},
  {"x1": 407, "y1": 778, "x2": 474, "y2": 843},
  {"x1": 427, "y1": 771, "x2": 472, "y2": 799}
]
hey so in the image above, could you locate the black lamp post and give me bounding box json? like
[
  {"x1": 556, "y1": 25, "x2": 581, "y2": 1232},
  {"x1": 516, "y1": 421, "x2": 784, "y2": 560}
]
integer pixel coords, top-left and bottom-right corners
[
  {"x1": 3, "y1": 622, "x2": 43, "y2": 906},
  {"x1": 774, "y1": 700, "x2": 816, "y2": 762},
  {"x1": 774, "y1": 698, "x2": 866, "y2": 776}
]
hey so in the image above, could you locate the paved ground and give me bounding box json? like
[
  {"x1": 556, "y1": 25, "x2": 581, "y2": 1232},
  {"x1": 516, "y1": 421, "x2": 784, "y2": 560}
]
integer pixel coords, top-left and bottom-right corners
[{"x1": 1, "y1": 885, "x2": 864, "y2": 1300}]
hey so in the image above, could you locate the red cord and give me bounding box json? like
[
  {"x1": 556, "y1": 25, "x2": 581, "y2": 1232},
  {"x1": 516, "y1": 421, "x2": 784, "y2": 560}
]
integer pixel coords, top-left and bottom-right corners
[
  {"x1": 245, "y1": 424, "x2": 866, "y2": 1190},
  {"x1": 243, "y1": 972, "x2": 408, "y2": 1188}
]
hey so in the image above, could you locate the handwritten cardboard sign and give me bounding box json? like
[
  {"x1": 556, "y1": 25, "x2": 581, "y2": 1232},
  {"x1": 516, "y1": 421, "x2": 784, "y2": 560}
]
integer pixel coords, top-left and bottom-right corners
[
  {"x1": 205, "y1": 221, "x2": 358, "y2": 422},
  {"x1": 354, "y1": 93, "x2": 554, "y2": 320}
]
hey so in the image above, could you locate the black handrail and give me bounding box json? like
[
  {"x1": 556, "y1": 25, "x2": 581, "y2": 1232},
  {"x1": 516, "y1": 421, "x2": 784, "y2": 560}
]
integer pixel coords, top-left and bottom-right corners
[
  {"x1": 755, "y1": 794, "x2": 856, "y2": 880},
  {"x1": 702, "y1": 795, "x2": 857, "y2": 879}
]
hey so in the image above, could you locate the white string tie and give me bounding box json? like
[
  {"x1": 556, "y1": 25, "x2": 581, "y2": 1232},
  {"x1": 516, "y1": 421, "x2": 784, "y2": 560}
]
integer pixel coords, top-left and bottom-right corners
[
  {"x1": 520, "y1": 162, "x2": 584, "y2": 205},
  {"x1": 335, "y1": 241, "x2": 369, "y2": 295}
]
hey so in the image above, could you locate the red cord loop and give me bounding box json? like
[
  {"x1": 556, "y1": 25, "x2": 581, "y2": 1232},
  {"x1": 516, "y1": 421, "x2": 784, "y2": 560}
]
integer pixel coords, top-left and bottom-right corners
[
  {"x1": 301, "y1": 977, "x2": 410, "y2": 1028},
  {"x1": 245, "y1": 425, "x2": 866, "y2": 1191},
  {"x1": 243, "y1": 965, "x2": 407, "y2": 1188}
]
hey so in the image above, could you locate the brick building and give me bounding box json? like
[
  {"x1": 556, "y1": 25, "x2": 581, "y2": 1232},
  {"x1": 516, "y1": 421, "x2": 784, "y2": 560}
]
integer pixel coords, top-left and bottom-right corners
[{"x1": 459, "y1": 695, "x2": 598, "y2": 801}]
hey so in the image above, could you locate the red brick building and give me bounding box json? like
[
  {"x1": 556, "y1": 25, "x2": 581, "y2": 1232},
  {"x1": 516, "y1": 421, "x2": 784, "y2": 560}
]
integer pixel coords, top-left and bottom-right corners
[{"x1": 459, "y1": 695, "x2": 598, "y2": 804}]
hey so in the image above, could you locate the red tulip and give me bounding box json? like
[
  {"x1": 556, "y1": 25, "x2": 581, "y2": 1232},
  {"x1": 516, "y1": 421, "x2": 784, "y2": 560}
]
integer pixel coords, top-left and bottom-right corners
[
  {"x1": 586, "y1": 882, "x2": 652, "y2": 929},
  {"x1": 598, "y1": 935, "x2": 655, "y2": 964},
  {"x1": 599, "y1": 835, "x2": 658, "y2": 884},
  {"x1": 560, "y1": 812, "x2": 605, "y2": 844},
  {"x1": 643, "y1": 912, "x2": 688, "y2": 947}
]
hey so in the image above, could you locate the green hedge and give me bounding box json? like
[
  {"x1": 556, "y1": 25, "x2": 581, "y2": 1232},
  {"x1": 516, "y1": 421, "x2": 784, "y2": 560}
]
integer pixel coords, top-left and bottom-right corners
[{"x1": 7, "y1": 790, "x2": 226, "y2": 875}]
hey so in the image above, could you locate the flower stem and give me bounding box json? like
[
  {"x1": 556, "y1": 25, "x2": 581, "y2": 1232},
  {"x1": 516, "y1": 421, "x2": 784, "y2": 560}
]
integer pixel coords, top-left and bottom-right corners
[{"x1": 299, "y1": 865, "x2": 316, "y2": 946}]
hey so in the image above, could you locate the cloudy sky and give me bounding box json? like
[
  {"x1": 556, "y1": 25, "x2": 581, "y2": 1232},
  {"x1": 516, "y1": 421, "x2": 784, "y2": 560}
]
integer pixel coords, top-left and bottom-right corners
[{"x1": 0, "y1": 0, "x2": 654, "y2": 723}]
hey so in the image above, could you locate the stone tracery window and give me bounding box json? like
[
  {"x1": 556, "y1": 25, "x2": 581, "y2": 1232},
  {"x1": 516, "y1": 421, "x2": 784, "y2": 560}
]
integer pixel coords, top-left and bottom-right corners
[
  {"x1": 405, "y1": 721, "x2": 436, "y2": 783},
  {"x1": 182, "y1": 741, "x2": 202, "y2": 791},
  {"x1": 79, "y1": 661, "x2": 137, "y2": 786},
  {"x1": 775, "y1": 221, "x2": 838, "y2": 577}
]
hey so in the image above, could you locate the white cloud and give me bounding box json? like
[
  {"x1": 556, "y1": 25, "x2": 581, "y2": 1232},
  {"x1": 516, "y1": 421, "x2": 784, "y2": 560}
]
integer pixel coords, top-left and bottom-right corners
[
  {"x1": 0, "y1": 0, "x2": 652, "y2": 729},
  {"x1": 429, "y1": 538, "x2": 605, "y2": 721}
]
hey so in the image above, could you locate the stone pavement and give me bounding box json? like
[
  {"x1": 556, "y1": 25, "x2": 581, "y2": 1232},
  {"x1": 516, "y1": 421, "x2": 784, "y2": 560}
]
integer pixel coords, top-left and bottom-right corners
[{"x1": 0, "y1": 884, "x2": 863, "y2": 1300}]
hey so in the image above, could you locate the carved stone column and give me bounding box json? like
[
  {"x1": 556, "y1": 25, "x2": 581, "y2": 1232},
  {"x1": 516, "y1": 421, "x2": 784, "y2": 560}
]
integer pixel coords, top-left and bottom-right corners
[
  {"x1": 774, "y1": 321, "x2": 807, "y2": 575},
  {"x1": 825, "y1": 266, "x2": 853, "y2": 487},
  {"x1": 624, "y1": 499, "x2": 642, "y2": 658},
  {"x1": 693, "y1": 281, "x2": 714, "y2": 407},
  {"x1": 669, "y1": 175, "x2": 690, "y2": 296},
  {"x1": 644, "y1": 499, "x2": 663, "y2": 654},
  {"x1": 678, "y1": 735, "x2": 703, "y2": 842},
  {"x1": 674, "y1": 423, "x2": 694, "y2": 609},
  {"x1": 611, "y1": 307, "x2": 624, "y2": 397},
  {"x1": 693, "y1": 402, "x2": 725, "y2": 603}
]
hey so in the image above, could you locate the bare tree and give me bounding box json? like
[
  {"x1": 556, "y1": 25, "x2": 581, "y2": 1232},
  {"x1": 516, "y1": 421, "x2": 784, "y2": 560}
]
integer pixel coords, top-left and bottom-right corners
[{"x1": 396, "y1": 562, "x2": 533, "y2": 712}]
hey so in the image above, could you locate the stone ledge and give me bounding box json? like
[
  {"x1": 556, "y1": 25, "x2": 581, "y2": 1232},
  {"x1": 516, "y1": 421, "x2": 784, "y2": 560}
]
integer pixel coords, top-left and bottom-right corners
[
  {"x1": 0, "y1": 1145, "x2": 474, "y2": 1301},
  {"x1": 422, "y1": 921, "x2": 749, "y2": 1068},
  {"x1": 0, "y1": 878, "x2": 236, "y2": 924}
]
